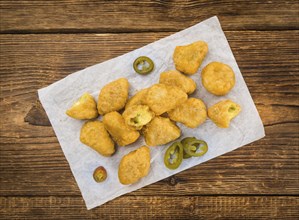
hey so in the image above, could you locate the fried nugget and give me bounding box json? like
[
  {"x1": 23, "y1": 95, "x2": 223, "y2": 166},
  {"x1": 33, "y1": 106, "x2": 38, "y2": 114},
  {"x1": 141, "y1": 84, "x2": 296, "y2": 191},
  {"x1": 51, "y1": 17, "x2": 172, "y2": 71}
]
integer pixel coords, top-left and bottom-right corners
[
  {"x1": 103, "y1": 111, "x2": 140, "y2": 146},
  {"x1": 168, "y1": 98, "x2": 207, "y2": 128},
  {"x1": 66, "y1": 93, "x2": 98, "y2": 120},
  {"x1": 125, "y1": 88, "x2": 148, "y2": 109},
  {"x1": 159, "y1": 70, "x2": 196, "y2": 94},
  {"x1": 173, "y1": 41, "x2": 208, "y2": 75},
  {"x1": 201, "y1": 62, "x2": 235, "y2": 96},
  {"x1": 145, "y1": 84, "x2": 187, "y2": 115},
  {"x1": 143, "y1": 116, "x2": 181, "y2": 146},
  {"x1": 118, "y1": 146, "x2": 151, "y2": 185},
  {"x1": 208, "y1": 100, "x2": 241, "y2": 128},
  {"x1": 97, "y1": 78, "x2": 129, "y2": 115},
  {"x1": 80, "y1": 121, "x2": 115, "y2": 156},
  {"x1": 123, "y1": 105, "x2": 155, "y2": 130}
]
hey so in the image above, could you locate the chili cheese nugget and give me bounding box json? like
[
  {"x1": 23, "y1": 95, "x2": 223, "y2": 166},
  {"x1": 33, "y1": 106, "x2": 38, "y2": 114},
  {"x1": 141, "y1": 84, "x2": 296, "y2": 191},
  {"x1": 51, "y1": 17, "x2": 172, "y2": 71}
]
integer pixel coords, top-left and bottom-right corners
[
  {"x1": 123, "y1": 105, "x2": 155, "y2": 130},
  {"x1": 103, "y1": 111, "x2": 140, "y2": 146},
  {"x1": 80, "y1": 121, "x2": 115, "y2": 156},
  {"x1": 173, "y1": 41, "x2": 208, "y2": 75},
  {"x1": 66, "y1": 93, "x2": 98, "y2": 120},
  {"x1": 208, "y1": 100, "x2": 241, "y2": 128},
  {"x1": 143, "y1": 116, "x2": 181, "y2": 146},
  {"x1": 145, "y1": 84, "x2": 187, "y2": 115},
  {"x1": 125, "y1": 88, "x2": 149, "y2": 109},
  {"x1": 118, "y1": 146, "x2": 151, "y2": 185},
  {"x1": 168, "y1": 98, "x2": 207, "y2": 128},
  {"x1": 201, "y1": 62, "x2": 235, "y2": 96},
  {"x1": 159, "y1": 70, "x2": 196, "y2": 94},
  {"x1": 97, "y1": 78, "x2": 129, "y2": 115}
]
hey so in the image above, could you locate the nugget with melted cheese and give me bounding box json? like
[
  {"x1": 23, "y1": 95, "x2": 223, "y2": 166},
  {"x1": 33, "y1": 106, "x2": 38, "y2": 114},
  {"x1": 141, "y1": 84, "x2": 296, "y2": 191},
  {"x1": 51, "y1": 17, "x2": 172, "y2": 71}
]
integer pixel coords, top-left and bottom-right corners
[
  {"x1": 143, "y1": 116, "x2": 181, "y2": 146},
  {"x1": 168, "y1": 98, "x2": 207, "y2": 128},
  {"x1": 118, "y1": 146, "x2": 151, "y2": 185},
  {"x1": 208, "y1": 100, "x2": 241, "y2": 128},
  {"x1": 97, "y1": 78, "x2": 129, "y2": 115},
  {"x1": 123, "y1": 105, "x2": 155, "y2": 130},
  {"x1": 103, "y1": 111, "x2": 140, "y2": 146},
  {"x1": 66, "y1": 93, "x2": 98, "y2": 120},
  {"x1": 145, "y1": 84, "x2": 187, "y2": 115},
  {"x1": 159, "y1": 70, "x2": 196, "y2": 94},
  {"x1": 201, "y1": 62, "x2": 235, "y2": 96},
  {"x1": 80, "y1": 121, "x2": 115, "y2": 156},
  {"x1": 173, "y1": 41, "x2": 208, "y2": 75}
]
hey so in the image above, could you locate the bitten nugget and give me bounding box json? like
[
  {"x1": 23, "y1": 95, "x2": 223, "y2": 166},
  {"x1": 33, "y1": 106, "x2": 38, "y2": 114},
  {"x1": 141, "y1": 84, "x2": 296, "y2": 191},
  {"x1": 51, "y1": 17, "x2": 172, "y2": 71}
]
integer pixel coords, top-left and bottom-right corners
[
  {"x1": 97, "y1": 78, "x2": 129, "y2": 115},
  {"x1": 145, "y1": 84, "x2": 187, "y2": 115},
  {"x1": 173, "y1": 41, "x2": 208, "y2": 75},
  {"x1": 123, "y1": 105, "x2": 155, "y2": 130},
  {"x1": 66, "y1": 93, "x2": 98, "y2": 120},
  {"x1": 168, "y1": 98, "x2": 207, "y2": 128},
  {"x1": 125, "y1": 88, "x2": 148, "y2": 109},
  {"x1": 201, "y1": 62, "x2": 235, "y2": 96},
  {"x1": 143, "y1": 116, "x2": 181, "y2": 146},
  {"x1": 159, "y1": 70, "x2": 196, "y2": 94},
  {"x1": 208, "y1": 100, "x2": 241, "y2": 128},
  {"x1": 80, "y1": 121, "x2": 115, "y2": 156},
  {"x1": 118, "y1": 146, "x2": 151, "y2": 185},
  {"x1": 103, "y1": 111, "x2": 140, "y2": 146}
]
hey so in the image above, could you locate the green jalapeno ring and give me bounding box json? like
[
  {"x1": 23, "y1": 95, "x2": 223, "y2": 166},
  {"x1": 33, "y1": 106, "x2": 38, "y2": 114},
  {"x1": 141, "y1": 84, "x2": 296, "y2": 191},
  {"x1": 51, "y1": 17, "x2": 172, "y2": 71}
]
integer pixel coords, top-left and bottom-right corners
[
  {"x1": 184, "y1": 140, "x2": 208, "y2": 157},
  {"x1": 181, "y1": 137, "x2": 197, "y2": 159},
  {"x1": 133, "y1": 56, "x2": 154, "y2": 75},
  {"x1": 164, "y1": 142, "x2": 184, "y2": 170}
]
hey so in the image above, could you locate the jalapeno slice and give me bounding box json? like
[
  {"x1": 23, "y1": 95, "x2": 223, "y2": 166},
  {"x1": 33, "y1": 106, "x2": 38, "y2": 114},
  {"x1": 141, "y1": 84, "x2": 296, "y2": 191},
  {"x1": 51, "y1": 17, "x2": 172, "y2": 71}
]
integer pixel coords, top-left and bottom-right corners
[
  {"x1": 181, "y1": 137, "x2": 197, "y2": 159},
  {"x1": 183, "y1": 139, "x2": 208, "y2": 157},
  {"x1": 133, "y1": 56, "x2": 154, "y2": 75},
  {"x1": 164, "y1": 142, "x2": 184, "y2": 170}
]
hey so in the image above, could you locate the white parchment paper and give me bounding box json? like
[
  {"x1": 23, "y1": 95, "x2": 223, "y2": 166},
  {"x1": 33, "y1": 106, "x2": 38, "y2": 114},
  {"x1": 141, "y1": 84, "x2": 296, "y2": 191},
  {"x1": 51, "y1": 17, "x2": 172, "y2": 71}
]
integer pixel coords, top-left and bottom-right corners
[{"x1": 38, "y1": 16, "x2": 265, "y2": 210}]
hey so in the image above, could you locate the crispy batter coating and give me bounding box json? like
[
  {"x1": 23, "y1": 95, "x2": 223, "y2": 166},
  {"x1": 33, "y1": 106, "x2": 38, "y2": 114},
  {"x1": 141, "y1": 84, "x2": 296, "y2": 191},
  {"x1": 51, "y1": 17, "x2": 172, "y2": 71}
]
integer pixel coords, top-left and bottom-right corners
[
  {"x1": 97, "y1": 78, "x2": 129, "y2": 115},
  {"x1": 103, "y1": 111, "x2": 140, "y2": 146},
  {"x1": 145, "y1": 84, "x2": 187, "y2": 115},
  {"x1": 168, "y1": 98, "x2": 207, "y2": 128},
  {"x1": 66, "y1": 93, "x2": 98, "y2": 120},
  {"x1": 159, "y1": 70, "x2": 196, "y2": 94},
  {"x1": 201, "y1": 62, "x2": 235, "y2": 96},
  {"x1": 208, "y1": 100, "x2": 241, "y2": 128},
  {"x1": 80, "y1": 121, "x2": 115, "y2": 156},
  {"x1": 118, "y1": 146, "x2": 151, "y2": 185},
  {"x1": 125, "y1": 88, "x2": 148, "y2": 109},
  {"x1": 143, "y1": 116, "x2": 181, "y2": 146},
  {"x1": 123, "y1": 105, "x2": 155, "y2": 130},
  {"x1": 173, "y1": 41, "x2": 208, "y2": 75}
]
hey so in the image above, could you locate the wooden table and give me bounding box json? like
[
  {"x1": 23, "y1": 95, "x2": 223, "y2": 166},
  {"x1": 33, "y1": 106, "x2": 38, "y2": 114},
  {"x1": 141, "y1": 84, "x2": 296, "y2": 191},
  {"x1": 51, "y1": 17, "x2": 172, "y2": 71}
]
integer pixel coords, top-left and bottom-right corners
[{"x1": 1, "y1": 1, "x2": 298, "y2": 219}]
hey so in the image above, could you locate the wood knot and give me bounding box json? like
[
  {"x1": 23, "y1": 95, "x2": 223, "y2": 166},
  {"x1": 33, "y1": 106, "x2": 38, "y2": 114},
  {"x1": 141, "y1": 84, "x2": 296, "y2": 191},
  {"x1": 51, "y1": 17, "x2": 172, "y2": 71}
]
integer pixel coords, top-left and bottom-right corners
[{"x1": 168, "y1": 175, "x2": 178, "y2": 186}]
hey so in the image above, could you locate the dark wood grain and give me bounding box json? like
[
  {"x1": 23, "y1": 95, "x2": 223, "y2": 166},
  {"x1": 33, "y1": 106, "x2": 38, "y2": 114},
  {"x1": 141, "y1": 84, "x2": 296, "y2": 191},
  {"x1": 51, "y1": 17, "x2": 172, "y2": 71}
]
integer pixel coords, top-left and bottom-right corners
[
  {"x1": 1, "y1": 196, "x2": 298, "y2": 219},
  {"x1": 0, "y1": 0, "x2": 298, "y2": 33},
  {"x1": 0, "y1": 32, "x2": 298, "y2": 198}
]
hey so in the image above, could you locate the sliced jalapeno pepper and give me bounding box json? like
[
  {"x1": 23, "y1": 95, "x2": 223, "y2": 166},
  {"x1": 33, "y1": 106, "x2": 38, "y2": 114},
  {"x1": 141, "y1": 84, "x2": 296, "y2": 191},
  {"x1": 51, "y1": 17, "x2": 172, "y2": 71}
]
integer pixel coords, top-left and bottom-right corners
[
  {"x1": 133, "y1": 56, "x2": 154, "y2": 75},
  {"x1": 181, "y1": 137, "x2": 197, "y2": 159},
  {"x1": 184, "y1": 139, "x2": 208, "y2": 157},
  {"x1": 164, "y1": 142, "x2": 184, "y2": 170}
]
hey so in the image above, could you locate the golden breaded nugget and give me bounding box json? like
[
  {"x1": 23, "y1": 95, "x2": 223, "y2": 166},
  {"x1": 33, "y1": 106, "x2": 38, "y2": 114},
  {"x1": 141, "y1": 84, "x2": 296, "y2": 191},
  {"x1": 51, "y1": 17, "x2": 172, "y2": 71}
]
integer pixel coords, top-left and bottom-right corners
[
  {"x1": 208, "y1": 100, "x2": 241, "y2": 128},
  {"x1": 145, "y1": 84, "x2": 187, "y2": 115},
  {"x1": 66, "y1": 93, "x2": 98, "y2": 120},
  {"x1": 143, "y1": 116, "x2": 181, "y2": 146},
  {"x1": 123, "y1": 105, "x2": 155, "y2": 130},
  {"x1": 159, "y1": 70, "x2": 196, "y2": 94},
  {"x1": 201, "y1": 62, "x2": 235, "y2": 96},
  {"x1": 97, "y1": 78, "x2": 129, "y2": 115},
  {"x1": 103, "y1": 111, "x2": 140, "y2": 146},
  {"x1": 125, "y1": 88, "x2": 148, "y2": 109},
  {"x1": 118, "y1": 146, "x2": 150, "y2": 185},
  {"x1": 80, "y1": 121, "x2": 115, "y2": 156},
  {"x1": 173, "y1": 41, "x2": 208, "y2": 75},
  {"x1": 168, "y1": 98, "x2": 207, "y2": 128}
]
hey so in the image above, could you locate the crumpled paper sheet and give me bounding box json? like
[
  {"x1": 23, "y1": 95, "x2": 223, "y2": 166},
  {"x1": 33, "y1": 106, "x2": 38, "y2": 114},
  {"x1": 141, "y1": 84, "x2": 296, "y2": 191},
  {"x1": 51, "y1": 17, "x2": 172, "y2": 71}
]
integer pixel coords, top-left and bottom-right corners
[{"x1": 38, "y1": 16, "x2": 265, "y2": 210}]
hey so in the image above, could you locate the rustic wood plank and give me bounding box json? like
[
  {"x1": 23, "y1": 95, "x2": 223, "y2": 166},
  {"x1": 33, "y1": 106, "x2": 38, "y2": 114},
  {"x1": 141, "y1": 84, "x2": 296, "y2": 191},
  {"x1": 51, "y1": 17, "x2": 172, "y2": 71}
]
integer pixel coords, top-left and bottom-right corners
[
  {"x1": 0, "y1": 196, "x2": 298, "y2": 219},
  {"x1": 0, "y1": 0, "x2": 298, "y2": 33},
  {"x1": 0, "y1": 31, "x2": 298, "y2": 196}
]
